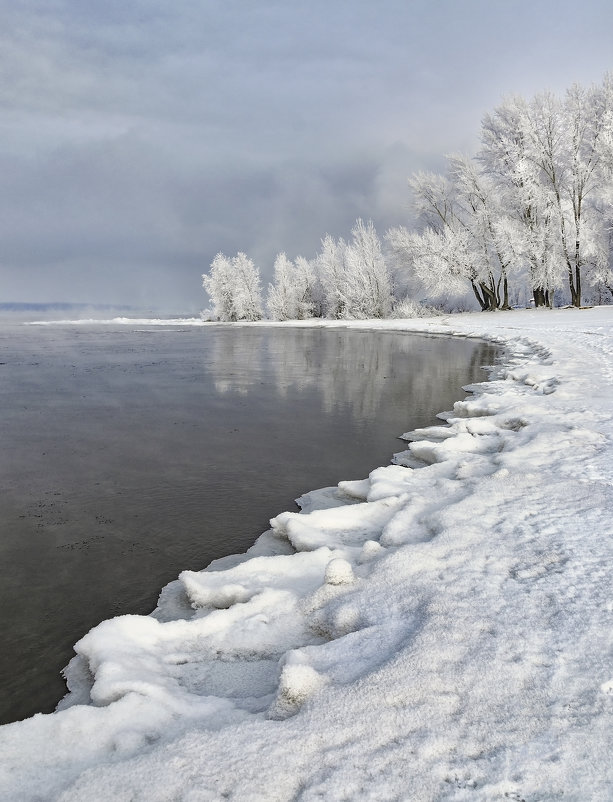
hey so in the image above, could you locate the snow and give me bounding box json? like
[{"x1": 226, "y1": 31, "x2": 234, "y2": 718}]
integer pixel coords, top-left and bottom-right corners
[{"x1": 2, "y1": 306, "x2": 612, "y2": 801}]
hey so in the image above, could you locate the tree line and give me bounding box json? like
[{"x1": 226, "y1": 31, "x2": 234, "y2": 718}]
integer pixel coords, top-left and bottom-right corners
[{"x1": 203, "y1": 76, "x2": 613, "y2": 321}]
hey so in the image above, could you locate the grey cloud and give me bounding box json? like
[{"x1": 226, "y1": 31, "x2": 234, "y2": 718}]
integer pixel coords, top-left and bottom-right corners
[
  {"x1": 1, "y1": 0, "x2": 612, "y2": 311},
  {"x1": 0, "y1": 132, "x2": 419, "y2": 310}
]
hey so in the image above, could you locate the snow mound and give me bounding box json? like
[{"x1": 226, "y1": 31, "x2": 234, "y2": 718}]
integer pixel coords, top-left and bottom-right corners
[{"x1": 324, "y1": 558, "x2": 355, "y2": 585}]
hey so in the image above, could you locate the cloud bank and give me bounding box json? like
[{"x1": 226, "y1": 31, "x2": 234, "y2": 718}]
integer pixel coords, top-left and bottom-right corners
[{"x1": 1, "y1": 0, "x2": 612, "y2": 311}]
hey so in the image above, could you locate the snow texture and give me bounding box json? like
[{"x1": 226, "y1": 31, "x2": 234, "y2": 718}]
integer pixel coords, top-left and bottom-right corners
[{"x1": 2, "y1": 307, "x2": 613, "y2": 801}]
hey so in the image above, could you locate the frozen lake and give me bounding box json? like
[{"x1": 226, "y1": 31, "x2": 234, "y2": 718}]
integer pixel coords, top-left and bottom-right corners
[{"x1": 0, "y1": 321, "x2": 497, "y2": 724}]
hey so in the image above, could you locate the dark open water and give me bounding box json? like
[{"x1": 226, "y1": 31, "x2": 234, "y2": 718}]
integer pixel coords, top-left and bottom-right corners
[{"x1": 0, "y1": 321, "x2": 498, "y2": 724}]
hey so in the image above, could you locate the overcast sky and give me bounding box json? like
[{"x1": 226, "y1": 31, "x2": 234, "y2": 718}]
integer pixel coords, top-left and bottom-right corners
[{"x1": 1, "y1": 0, "x2": 612, "y2": 313}]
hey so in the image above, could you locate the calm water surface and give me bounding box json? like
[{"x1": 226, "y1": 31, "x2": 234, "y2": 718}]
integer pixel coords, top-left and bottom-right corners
[{"x1": 0, "y1": 322, "x2": 498, "y2": 724}]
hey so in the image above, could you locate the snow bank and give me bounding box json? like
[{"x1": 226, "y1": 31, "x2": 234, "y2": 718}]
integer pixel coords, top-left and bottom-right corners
[{"x1": 2, "y1": 307, "x2": 612, "y2": 801}]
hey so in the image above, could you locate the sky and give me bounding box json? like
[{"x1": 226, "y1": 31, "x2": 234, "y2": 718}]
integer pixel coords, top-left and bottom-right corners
[{"x1": 1, "y1": 0, "x2": 612, "y2": 313}]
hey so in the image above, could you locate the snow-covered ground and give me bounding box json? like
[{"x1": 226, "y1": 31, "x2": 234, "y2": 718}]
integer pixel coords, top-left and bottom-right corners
[{"x1": 2, "y1": 307, "x2": 612, "y2": 801}]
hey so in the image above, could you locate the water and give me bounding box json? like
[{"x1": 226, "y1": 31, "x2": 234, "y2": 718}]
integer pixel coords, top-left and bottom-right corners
[{"x1": 0, "y1": 321, "x2": 498, "y2": 724}]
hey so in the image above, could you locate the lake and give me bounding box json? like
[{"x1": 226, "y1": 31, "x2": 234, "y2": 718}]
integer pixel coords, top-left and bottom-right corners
[{"x1": 0, "y1": 321, "x2": 498, "y2": 724}]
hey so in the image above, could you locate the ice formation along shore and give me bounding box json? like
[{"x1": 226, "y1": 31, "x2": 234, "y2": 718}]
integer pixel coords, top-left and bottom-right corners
[{"x1": 2, "y1": 307, "x2": 613, "y2": 801}]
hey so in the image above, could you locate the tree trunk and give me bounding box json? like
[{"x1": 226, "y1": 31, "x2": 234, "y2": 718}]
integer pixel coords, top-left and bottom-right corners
[
  {"x1": 500, "y1": 276, "x2": 510, "y2": 310},
  {"x1": 574, "y1": 263, "x2": 582, "y2": 307},
  {"x1": 479, "y1": 282, "x2": 497, "y2": 311},
  {"x1": 471, "y1": 281, "x2": 488, "y2": 311},
  {"x1": 533, "y1": 287, "x2": 542, "y2": 307}
]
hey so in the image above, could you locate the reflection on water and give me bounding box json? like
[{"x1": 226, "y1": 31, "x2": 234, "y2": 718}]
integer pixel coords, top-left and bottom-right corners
[
  {"x1": 208, "y1": 327, "x2": 492, "y2": 425},
  {"x1": 0, "y1": 322, "x2": 497, "y2": 724}
]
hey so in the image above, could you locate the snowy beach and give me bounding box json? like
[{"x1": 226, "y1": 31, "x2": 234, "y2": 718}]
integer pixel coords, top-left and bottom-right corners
[{"x1": 1, "y1": 306, "x2": 612, "y2": 800}]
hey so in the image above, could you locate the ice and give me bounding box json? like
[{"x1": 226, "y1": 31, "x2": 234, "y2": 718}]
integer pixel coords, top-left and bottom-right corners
[
  {"x1": 270, "y1": 494, "x2": 406, "y2": 551},
  {"x1": 179, "y1": 549, "x2": 335, "y2": 608},
  {"x1": 1, "y1": 306, "x2": 613, "y2": 801},
  {"x1": 295, "y1": 485, "x2": 361, "y2": 512}
]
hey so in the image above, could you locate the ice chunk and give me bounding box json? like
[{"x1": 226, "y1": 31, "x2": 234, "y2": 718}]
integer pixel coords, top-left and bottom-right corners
[
  {"x1": 270, "y1": 495, "x2": 405, "y2": 551},
  {"x1": 180, "y1": 549, "x2": 334, "y2": 609},
  {"x1": 296, "y1": 486, "x2": 361, "y2": 512},
  {"x1": 337, "y1": 478, "x2": 371, "y2": 500}
]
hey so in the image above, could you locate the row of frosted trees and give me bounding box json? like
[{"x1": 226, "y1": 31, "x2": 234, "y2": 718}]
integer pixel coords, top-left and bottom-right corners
[
  {"x1": 203, "y1": 77, "x2": 613, "y2": 320},
  {"x1": 202, "y1": 219, "x2": 395, "y2": 322}
]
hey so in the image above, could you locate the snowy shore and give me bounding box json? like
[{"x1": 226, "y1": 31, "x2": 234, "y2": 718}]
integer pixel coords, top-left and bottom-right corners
[{"x1": 2, "y1": 307, "x2": 612, "y2": 801}]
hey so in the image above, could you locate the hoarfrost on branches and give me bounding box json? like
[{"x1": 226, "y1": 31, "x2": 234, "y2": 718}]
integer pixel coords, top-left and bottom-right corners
[
  {"x1": 267, "y1": 253, "x2": 317, "y2": 321},
  {"x1": 387, "y1": 74, "x2": 613, "y2": 310},
  {"x1": 317, "y1": 219, "x2": 393, "y2": 319},
  {"x1": 202, "y1": 252, "x2": 263, "y2": 321},
  {"x1": 203, "y1": 74, "x2": 613, "y2": 318}
]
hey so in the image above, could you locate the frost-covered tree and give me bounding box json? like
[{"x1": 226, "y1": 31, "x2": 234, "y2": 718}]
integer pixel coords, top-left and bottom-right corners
[
  {"x1": 202, "y1": 252, "x2": 263, "y2": 321},
  {"x1": 448, "y1": 154, "x2": 515, "y2": 309},
  {"x1": 232, "y1": 252, "x2": 264, "y2": 320},
  {"x1": 267, "y1": 253, "x2": 295, "y2": 321},
  {"x1": 524, "y1": 88, "x2": 603, "y2": 306},
  {"x1": 317, "y1": 220, "x2": 392, "y2": 319},
  {"x1": 267, "y1": 253, "x2": 317, "y2": 320},
  {"x1": 295, "y1": 256, "x2": 324, "y2": 317},
  {"x1": 559, "y1": 80, "x2": 613, "y2": 305},
  {"x1": 317, "y1": 234, "x2": 350, "y2": 318},
  {"x1": 387, "y1": 224, "x2": 481, "y2": 305},
  {"x1": 344, "y1": 219, "x2": 393, "y2": 318},
  {"x1": 479, "y1": 98, "x2": 563, "y2": 306},
  {"x1": 409, "y1": 170, "x2": 456, "y2": 234},
  {"x1": 388, "y1": 162, "x2": 515, "y2": 311},
  {"x1": 202, "y1": 252, "x2": 235, "y2": 321},
  {"x1": 481, "y1": 79, "x2": 613, "y2": 306}
]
